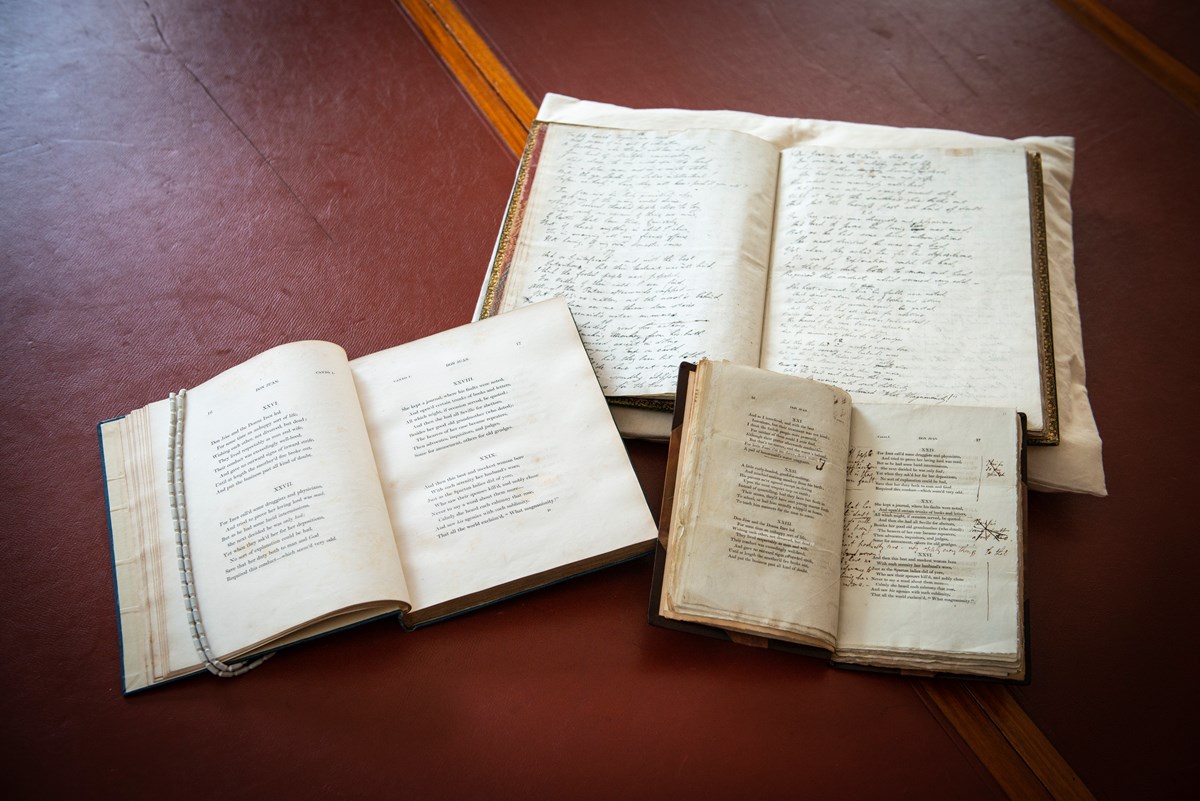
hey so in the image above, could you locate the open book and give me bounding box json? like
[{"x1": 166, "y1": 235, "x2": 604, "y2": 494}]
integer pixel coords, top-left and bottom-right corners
[
  {"x1": 100, "y1": 299, "x2": 657, "y2": 692},
  {"x1": 652, "y1": 360, "x2": 1025, "y2": 680},
  {"x1": 481, "y1": 121, "x2": 1056, "y2": 444}
]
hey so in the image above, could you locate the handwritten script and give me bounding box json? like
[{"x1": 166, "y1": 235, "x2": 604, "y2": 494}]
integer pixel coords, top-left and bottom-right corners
[
  {"x1": 763, "y1": 147, "x2": 1041, "y2": 424},
  {"x1": 502, "y1": 126, "x2": 777, "y2": 395}
]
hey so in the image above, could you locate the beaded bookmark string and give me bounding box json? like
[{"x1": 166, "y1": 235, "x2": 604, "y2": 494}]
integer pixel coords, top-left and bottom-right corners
[{"x1": 168, "y1": 389, "x2": 271, "y2": 678}]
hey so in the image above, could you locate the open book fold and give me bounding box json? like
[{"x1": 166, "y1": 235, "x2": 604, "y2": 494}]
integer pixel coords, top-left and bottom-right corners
[
  {"x1": 651, "y1": 360, "x2": 1026, "y2": 681},
  {"x1": 100, "y1": 298, "x2": 657, "y2": 693},
  {"x1": 480, "y1": 121, "x2": 1057, "y2": 446}
]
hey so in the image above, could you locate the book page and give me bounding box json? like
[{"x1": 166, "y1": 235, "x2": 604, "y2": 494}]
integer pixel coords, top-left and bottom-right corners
[
  {"x1": 762, "y1": 147, "x2": 1043, "y2": 431},
  {"x1": 495, "y1": 124, "x2": 779, "y2": 397},
  {"x1": 661, "y1": 362, "x2": 850, "y2": 647},
  {"x1": 129, "y1": 403, "x2": 204, "y2": 678},
  {"x1": 350, "y1": 298, "x2": 657, "y2": 614},
  {"x1": 103, "y1": 405, "x2": 202, "y2": 687},
  {"x1": 178, "y1": 342, "x2": 410, "y2": 660},
  {"x1": 835, "y1": 404, "x2": 1020, "y2": 659}
]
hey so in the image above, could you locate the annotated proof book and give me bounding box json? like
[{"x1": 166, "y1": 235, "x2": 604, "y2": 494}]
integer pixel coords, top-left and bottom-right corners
[
  {"x1": 99, "y1": 299, "x2": 657, "y2": 693},
  {"x1": 480, "y1": 121, "x2": 1057, "y2": 445},
  {"x1": 651, "y1": 361, "x2": 1026, "y2": 680}
]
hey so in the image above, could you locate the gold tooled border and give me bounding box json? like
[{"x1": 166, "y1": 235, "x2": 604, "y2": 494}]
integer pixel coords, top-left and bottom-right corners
[
  {"x1": 1026, "y1": 152, "x2": 1059, "y2": 446},
  {"x1": 479, "y1": 120, "x2": 548, "y2": 319},
  {"x1": 608, "y1": 396, "x2": 675, "y2": 412}
]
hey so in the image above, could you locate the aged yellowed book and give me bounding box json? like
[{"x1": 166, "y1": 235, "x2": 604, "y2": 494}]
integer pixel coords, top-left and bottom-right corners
[
  {"x1": 652, "y1": 360, "x2": 1025, "y2": 680},
  {"x1": 100, "y1": 299, "x2": 656, "y2": 692},
  {"x1": 481, "y1": 121, "x2": 1056, "y2": 445}
]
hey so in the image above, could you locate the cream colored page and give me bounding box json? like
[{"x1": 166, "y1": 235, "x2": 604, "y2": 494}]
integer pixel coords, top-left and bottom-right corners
[
  {"x1": 181, "y1": 342, "x2": 409, "y2": 659},
  {"x1": 497, "y1": 124, "x2": 778, "y2": 397},
  {"x1": 836, "y1": 404, "x2": 1020, "y2": 653},
  {"x1": 350, "y1": 298, "x2": 657, "y2": 612},
  {"x1": 105, "y1": 406, "x2": 197, "y2": 685},
  {"x1": 666, "y1": 362, "x2": 850, "y2": 643},
  {"x1": 762, "y1": 147, "x2": 1043, "y2": 430},
  {"x1": 133, "y1": 401, "x2": 210, "y2": 675}
]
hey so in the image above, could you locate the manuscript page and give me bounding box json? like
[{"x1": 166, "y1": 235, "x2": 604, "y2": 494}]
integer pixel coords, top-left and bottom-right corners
[
  {"x1": 835, "y1": 403, "x2": 1021, "y2": 666},
  {"x1": 495, "y1": 124, "x2": 779, "y2": 397},
  {"x1": 351, "y1": 298, "x2": 657, "y2": 613},
  {"x1": 661, "y1": 361, "x2": 849, "y2": 648},
  {"x1": 761, "y1": 146, "x2": 1043, "y2": 431},
  {"x1": 177, "y1": 341, "x2": 410, "y2": 662}
]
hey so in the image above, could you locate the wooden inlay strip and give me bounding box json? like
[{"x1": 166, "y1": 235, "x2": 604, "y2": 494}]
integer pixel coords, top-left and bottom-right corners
[
  {"x1": 394, "y1": 0, "x2": 536, "y2": 154},
  {"x1": 395, "y1": 2, "x2": 1100, "y2": 798},
  {"x1": 919, "y1": 680, "x2": 1096, "y2": 800},
  {"x1": 1052, "y1": 0, "x2": 1200, "y2": 114},
  {"x1": 971, "y1": 684, "x2": 1097, "y2": 801}
]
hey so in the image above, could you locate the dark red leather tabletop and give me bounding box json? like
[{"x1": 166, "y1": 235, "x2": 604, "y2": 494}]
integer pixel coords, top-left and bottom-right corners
[{"x1": 2, "y1": 1, "x2": 1196, "y2": 799}]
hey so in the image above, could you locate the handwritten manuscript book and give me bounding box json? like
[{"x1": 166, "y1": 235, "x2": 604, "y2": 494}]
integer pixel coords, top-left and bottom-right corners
[{"x1": 480, "y1": 121, "x2": 1056, "y2": 445}]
